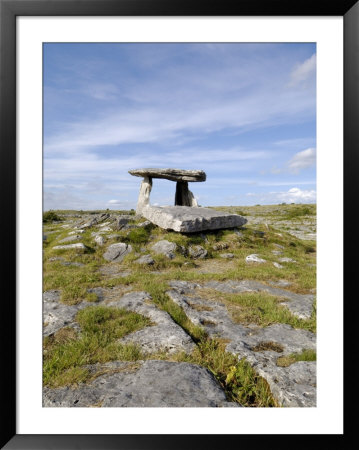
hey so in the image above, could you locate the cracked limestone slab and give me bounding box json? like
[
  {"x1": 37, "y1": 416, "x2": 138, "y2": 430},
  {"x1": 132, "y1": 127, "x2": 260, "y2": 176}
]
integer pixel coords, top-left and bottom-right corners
[
  {"x1": 202, "y1": 280, "x2": 315, "y2": 320},
  {"x1": 43, "y1": 360, "x2": 239, "y2": 407},
  {"x1": 167, "y1": 281, "x2": 316, "y2": 407},
  {"x1": 107, "y1": 291, "x2": 195, "y2": 355},
  {"x1": 142, "y1": 205, "x2": 247, "y2": 232},
  {"x1": 43, "y1": 290, "x2": 90, "y2": 337}
]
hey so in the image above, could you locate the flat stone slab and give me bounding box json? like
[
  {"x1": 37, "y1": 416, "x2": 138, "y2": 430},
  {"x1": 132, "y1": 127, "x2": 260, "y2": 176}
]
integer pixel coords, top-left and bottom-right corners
[
  {"x1": 142, "y1": 206, "x2": 247, "y2": 232},
  {"x1": 107, "y1": 291, "x2": 195, "y2": 355},
  {"x1": 167, "y1": 281, "x2": 316, "y2": 407},
  {"x1": 103, "y1": 243, "x2": 132, "y2": 262},
  {"x1": 43, "y1": 360, "x2": 238, "y2": 407},
  {"x1": 52, "y1": 243, "x2": 86, "y2": 251},
  {"x1": 129, "y1": 168, "x2": 206, "y2": 182}
]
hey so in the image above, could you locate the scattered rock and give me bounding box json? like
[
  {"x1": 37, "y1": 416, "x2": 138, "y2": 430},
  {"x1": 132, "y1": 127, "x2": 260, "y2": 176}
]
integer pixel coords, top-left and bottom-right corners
[
  {"x1": 68, "y1": 230, "x2": 84, "y2": 235},
  {"x1": 58, "y1": 235, "x2": 82, "y2": 244},
  {"x1": 273, "y1": 262, "x2": 284, "y2": 269},
  {"x1": 245, "y1": 254, "x2": 266, "y2": 264},
  {"x1": 53, "y1": 243, "x2": 86, "y2": 251},
  {"x1": 151, "y1": 240, "x2": 177, "y2": 259},
  {"x1": 272, "y1": 250, "x2": 283, "y2": 255},
  {"x1": 220, "y1": 253, "x2": 234, "y2": 259},
  {"x1": 61, "y1": 261, "x2": 85, "y2": 267},
  {"x1": 116, "y1": 215, "x2": 133, "y2": 230},
  {"x1": 273, "y1": 243, "x2": 285, "y2": 249},
  {"x1": 188, "y1": 245, "x2": 207, "y2": 259},
  {"x1": 43, "y1": 360, "x2": 238, "y2": 407},
  {"x1": 134, "y1": 254, "x2": 155, "y2": 265},
  {"x1": 212, "y1": 242, "x2": 229, "y2": 251},
  {"x1": 137, "y1": 220, "x2": 151, "y2": 228},
  {"x1": 267, "y1": 280, "x2": 292, "y2": 288},
  {"x1": 103, "y1": 243, "x2": 132, "y2": 262},
  {"x1": 94, "y1": 235, "x2": 105, "y2": 246},
  {"x1": 279, "y1": 257, "x2": 296, "y2": 263}
]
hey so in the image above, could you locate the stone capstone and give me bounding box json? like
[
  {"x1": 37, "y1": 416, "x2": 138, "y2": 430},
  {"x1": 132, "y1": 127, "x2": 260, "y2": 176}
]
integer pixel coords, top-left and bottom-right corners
[
  {"x1": 103, "y1": 243, "x2": 132, "y2": 262},
  {"x1": 141, "y1": 206, "x2": 247, "y2": 233},
  {"x1": 129, "y1": 168, "x2": 206, "y2": 182},
  {"x1": 43, "y1": 360, "x2": 238, "y2": 407}
]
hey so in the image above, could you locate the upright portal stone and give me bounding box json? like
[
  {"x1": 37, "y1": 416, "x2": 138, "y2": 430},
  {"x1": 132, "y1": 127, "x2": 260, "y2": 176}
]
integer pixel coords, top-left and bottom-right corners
[
  {"x1": 136, "y1": 176, "x2": 152, "y2": 215},
  {"x1": 129, "y1": 168, "x2": 205, "y2": 215},
  {"x1": 175, "y1": 182, "x2": 198, "y2": 207}
]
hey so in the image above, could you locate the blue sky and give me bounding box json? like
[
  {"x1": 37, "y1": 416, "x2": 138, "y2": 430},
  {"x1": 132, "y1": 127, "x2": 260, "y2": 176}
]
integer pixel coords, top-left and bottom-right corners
[{"x1": 43, "y1": 43, "x2": 316, "y2": 211}]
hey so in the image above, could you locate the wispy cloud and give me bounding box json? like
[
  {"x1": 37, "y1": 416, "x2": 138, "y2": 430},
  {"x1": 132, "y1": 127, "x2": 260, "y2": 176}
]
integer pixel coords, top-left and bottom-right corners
[{"x1": 288, "y1": 53, "x2": 316, "y2": 87}]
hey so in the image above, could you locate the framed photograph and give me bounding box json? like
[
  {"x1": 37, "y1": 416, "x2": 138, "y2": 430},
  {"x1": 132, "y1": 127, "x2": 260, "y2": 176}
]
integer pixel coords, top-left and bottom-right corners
[{"x1": 1, "y1": 0, "x2": 356, "y2": 448}]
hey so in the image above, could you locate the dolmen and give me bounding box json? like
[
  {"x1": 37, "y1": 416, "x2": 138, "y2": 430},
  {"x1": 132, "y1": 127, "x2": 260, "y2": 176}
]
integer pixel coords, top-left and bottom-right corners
[{"x1": 129, "y1": 168, "x2": 247, "y2": 233}]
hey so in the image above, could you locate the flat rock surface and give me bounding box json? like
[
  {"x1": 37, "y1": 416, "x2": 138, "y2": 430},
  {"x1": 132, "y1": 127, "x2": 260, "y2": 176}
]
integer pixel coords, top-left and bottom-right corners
[
  {"x1": 142, "y1": 206, "x2": 247, "y2": 232},
  {"x1": 129, "y1": 168, "x2": 206, "y2": 182},
  {"x1": 103, "y1": 243, "x2": 132, "y2": 262},
  {"x1": 43, "y1": 360, "x2": 238, "y2": 407},
  {"x1": 167, "y1": 281, "x2": 316, "y2": 407},
  {"x1": 53, "y1": 243, "x2": 86, "y2": 251},
  {"x1": 107, "y1": 291, "x2": 195, "y2": 355},
  {"x1": 151, "y1": 240, "x2": 177, "y2": 259}
]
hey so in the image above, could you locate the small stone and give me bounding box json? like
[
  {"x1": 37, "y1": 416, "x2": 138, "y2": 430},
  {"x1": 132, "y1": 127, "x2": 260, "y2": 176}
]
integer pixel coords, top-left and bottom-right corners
[
  {"x1": 134, "y1": 255, "x2": 155, "y2": 265},
  {"x1": 94, "y1": 235, "x2": 105, "y2": 246},
  {"x1": 189, "y1": 245, "x2": 208, "y2": 259},
  {"x1": 272, "y1": 250, "x2": 283, "y2": 255},
  {"x1": 220, "y1": 253, "x2": 234, "y2": 259},
  {"x1": 151, "y1": 240, "x2": 177, "y2": 259},
  {"x1": 61, "y1": 261, "x2": 85, "y2": 267},
  {"x1": 103, "y1": 243, "x2": 132, "y2": 262},
  {"x1": 245, "y1": 254, "x2": 266, "y2": 264},
  {"x1": 212, "y1": 242, "x2": 229, "y2": 251},
  {"x1": 53, "y1": 243, "x2": 86, "y2": 251},
  {"x1": 273, "y1": 262, "x2": 284, "y2": 269},
  {"x1": 68, "y1": 230, "x2": 84, "y2": 235},
  {"x1": 137, "y1": 220, "x2": 151, "y2": 228},
  {"x1": 279, "y1": 257, "x2": 296, "y2": 263},
  {"x1": 58, "y1": 235, "x2": 82, "y2": 244},
  {"x1": 273, "y1": 243, "x2": 285, "y2": 249}
]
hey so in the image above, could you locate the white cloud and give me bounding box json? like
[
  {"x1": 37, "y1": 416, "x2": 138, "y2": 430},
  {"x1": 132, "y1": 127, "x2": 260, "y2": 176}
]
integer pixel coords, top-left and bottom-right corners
[
  {"x1": 287, "y1": 148, "x2": 316, "y2": 174},
  {"x1": 243, "y1": 187, "x2": 316, "y2": 204},
  {"x1": 289, "y1": 53, "x2": 316, "y2": 86},
  {"x1": 277, "y1": 187, "x2": 316, "y2": 203},
  {"x1": 108, "y1": 199, "x2": 121, "y2": 204}
]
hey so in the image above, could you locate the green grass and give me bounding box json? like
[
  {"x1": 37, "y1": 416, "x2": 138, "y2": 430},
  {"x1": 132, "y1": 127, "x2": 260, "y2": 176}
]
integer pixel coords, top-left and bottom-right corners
[
  {"x1": 276, "y1": 349, "x2": 316, "y2": 367},
  {"x1": 172, "y1": 340, "x2": 277, "y2": 407},
  {"x1": 195, "y1": 289, "x2": 316, "y2": 333},
  {"x1": 43, "y1": 306, "x2": 151, "y2": 387}
]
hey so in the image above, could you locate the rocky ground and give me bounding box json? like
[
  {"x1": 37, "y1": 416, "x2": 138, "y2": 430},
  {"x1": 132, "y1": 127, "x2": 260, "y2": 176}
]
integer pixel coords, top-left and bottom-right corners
[{"x1": 43, "y1": 204, "x2": 316, "y2": 408}]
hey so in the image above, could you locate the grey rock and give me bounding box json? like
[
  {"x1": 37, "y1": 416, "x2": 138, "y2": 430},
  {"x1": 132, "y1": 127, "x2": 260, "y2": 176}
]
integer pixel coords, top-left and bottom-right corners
[
  {"x1": 268, "y1": 280, "x2": 292, "y2": 288},
  {"x1": 245, "y1": 254, "x2": 266, "y2": 264},
  {"x1": 58, "y1": 235, "x2": 82, "y2": 244},
  {"x1": 129, "y1": 168, "x2": 206, "y2": 182},
  {"x1": 134, "y1": 254, "x2": 155, "y2": 265},
  {"x1": 220, "y1": 253, "x2": 234, "y2": 259},
  {"x1": 188, "y1": 245, "x2": 207, "y2": 259},
  {"x1": 43, "y1": 290, "x2": 89, "y2": 336},
  {"x1": 107, "y1": 291, "x2": 195, "y2": 355},
  {"x1": 94, "y1": 235, "x2": 105, "y2": 246},
  {"x1": 116, "y1": 215, "x2": 133, "y2": 229},
  {"x1": 61, "y1": 261, "x2": 85, "y2": 267},
  {"x1": 103, "y1": 243, "x2": 132, "y2": 262},
  {"x1": 273, "y1": 243, "x2": 285, "y2": 249},
  {"x1": 142, "y1": 206, "x2": 247, "y2": 232},
  {"x1": 202, "y1": 279, "x2": 315, "y2": 320},
  {"x1": 167, "y1": 283, "x2": 316, "y2": 407},
  {"x1": 151, "y1": 240, "x2": 177, "y2": 259},
  {"x1": 43, "y1": 360, "x2": 239, "y2": 407},
  {"x1": 272, "y1": 250, "x2": 283, "y2": 255},
  {"x1": 273, "y1": 262, "x2": 284, "y2": 269},
  {"x1": 137, "y1": 220, "x2": 151, "y2": 228},
  {"x1": 53, "y1": 243, "x2": 86, "y2": 251},
  {"x1": 68, "y1": 230, "x2": 84, "y2": 235},
  {"x1": 279, "y1": 257, "x2": 296, "y2": 263}
]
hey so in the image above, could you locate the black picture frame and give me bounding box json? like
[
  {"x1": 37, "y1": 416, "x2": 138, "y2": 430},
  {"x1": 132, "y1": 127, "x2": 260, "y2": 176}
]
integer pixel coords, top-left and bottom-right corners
[{"x1": 1, "y1": 0, "x2": 356, "y2": 448}]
